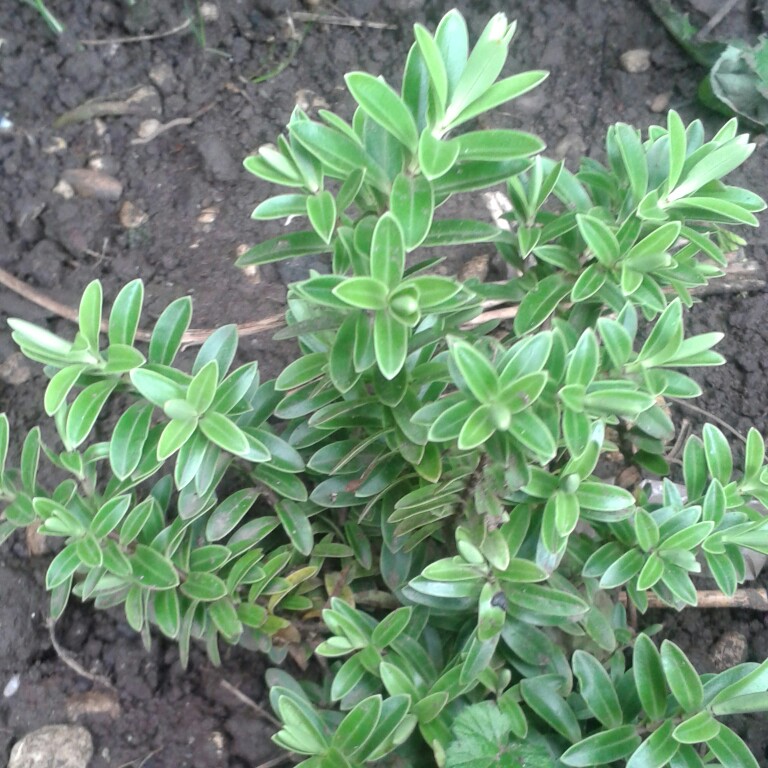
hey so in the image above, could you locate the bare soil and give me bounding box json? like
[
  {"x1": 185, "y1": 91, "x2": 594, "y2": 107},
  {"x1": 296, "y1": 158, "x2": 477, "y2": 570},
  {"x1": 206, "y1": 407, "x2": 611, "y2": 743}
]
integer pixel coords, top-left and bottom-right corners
[{"x1": 2, "y1": 0, "x2": 768, "y2": 765}]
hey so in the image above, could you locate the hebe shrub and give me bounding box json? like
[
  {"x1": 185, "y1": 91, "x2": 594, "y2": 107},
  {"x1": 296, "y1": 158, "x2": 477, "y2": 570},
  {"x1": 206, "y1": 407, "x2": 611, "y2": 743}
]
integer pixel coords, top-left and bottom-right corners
[{"x1": 4, "y1": 8, "x2": 768, "y2": 767}]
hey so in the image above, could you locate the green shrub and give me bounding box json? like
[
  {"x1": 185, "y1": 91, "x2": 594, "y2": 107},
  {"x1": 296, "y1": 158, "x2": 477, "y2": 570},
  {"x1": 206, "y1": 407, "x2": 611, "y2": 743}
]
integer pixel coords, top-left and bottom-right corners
[{"x1": 5, "y1": 9, "x2": 768, "y2": 767}]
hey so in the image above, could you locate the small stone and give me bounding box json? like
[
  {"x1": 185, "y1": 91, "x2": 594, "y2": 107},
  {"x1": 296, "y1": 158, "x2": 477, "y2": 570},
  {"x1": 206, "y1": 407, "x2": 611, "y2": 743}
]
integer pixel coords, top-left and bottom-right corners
[
  {"x1": 62, "y1": 169, "x2": 123, "y2": 201},
  {"x1": 148, "y1": 63, "x2": 175, "y2": 94},
  {"x1": 53, "y1": 179, "x2": 75, "y2": 199},
  {"x1": 710, "y1": 631, "x2": 749, "y2": 672},
  {"x1": 199, "y1": 2, "x2": 219, "y2": 21},
  {"x1": 42, "y1": 137, "x2": 67, "y2": 154},
  {"x1": 458, "y1": 253, "x2": 490, "y2": 282},
  {"x1": 197, "y1": 135, "x2": 240, "y2": 182},
  {"x1": 197, "y1": 206, "x2": 218, "y2": 225},
  {"x1": 4, "y1": 674, "x2": 20, "y2": 698},
  {"x1": 0, "y1": 352, "x2": 33, "y2": 385},
  {"x1": 137, "y1": 118, "x2": 161, "y2": 139},
  {"x1": 8, "y1": 724, "x2": 93, "y2": 768},
  {"x1": 66, "y1": 690, "x2": 121, "y2": 720},
  {"x1": 119, "y1": 201, "x2": 148, "y2": 229},
  {"x1": 25, "y1": 521, "x2": 51, "y2": 556},
  {"x1": 620, "y1": 49, "x2": 651, "y2": 74},
  {"x1": 649, "y1": 92, "x2": 671, "y2": 113},
  {"x1": 616, "y1": 465, "x2": 641, "y2": 491}
]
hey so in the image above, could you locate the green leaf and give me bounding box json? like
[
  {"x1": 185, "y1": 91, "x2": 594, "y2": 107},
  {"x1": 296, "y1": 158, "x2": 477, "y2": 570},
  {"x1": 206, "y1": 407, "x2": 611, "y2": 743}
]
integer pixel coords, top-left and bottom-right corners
[
  {"x1": 44, "y1": 364, "x2": 86, "y2": 416},
  {"x1": 450, "y1": 339, "x2": 498, "y2": 403},
  {"x1": 374, "y1": 311, "x2": 408, "y2": 380},
  {"x1": 193, "y1": 325, "x2": 237, "y2": 380},
  {"x1": 711, "y1": 691, "x2": 768, "y2": 716},
  {"x1": 187, "y1": 360, "x2": 219, "y2": 415},
  {"x1": 625, "y1": 222, "x2": 681, "y2": 271},
  {"x1": 408, "y1": 276, "x2": 461, "y2": 309},
  {"x1": 236, "y1": 231, "x2": 332, "y2": 267},
  {"x1": 508, "y1": 409, "x2": 556, "y2": 463},
  {"x1": 703, "y1": 424, "x2": 733, "y2": 484},
  {"x1": 614, "y1": 123, "x2": 648, "y2": 203},
  {"x1": 458, "y1": 405, "x2": 496, "y2": 450},
  {"x1": 199, "y1": 412, "x2": 249, "y2": 456},
  {"x1": 206, "y1": 488, "x2": 259, "y2": 541},
  {"x1": 661, "y1": 640, "x2": 703, "y2": 712},
  {"x1": 447, "y1": 69, "x2": 548, "y2": 129},
  {"x1": 46, "y1": 543, "x2": 82, "y2": 589},
  {"x1": 390, "y1": 173, "x2": 434, "y2": 250},
  {"x1": 561, "y1": 726, "x2": 642, "y2": 767},
  {"x1": 418, "y1": 131, "x2": 459, "y2": 179},
  {"x1": 346, "y1": 72, "x2": 419, "y2": 152},
  {"x1": 599, "y1": 549, "x2": 644, "y2": 588},
  {"x1": 669, "y1": 135, "x2": 754, "y2": 202},
  {"x1": 422, "y1": 219, "x2": 499, "y2": 247},
  {"x1": 457, "y1": 129, "x2": 544, "y2": 161},
  {"x1": 626, "y1": 720, "x2": 678, "y2": 768},
  {"x1": 413, "y1": 24, "x2": 448, "y2": 110},
  {"x1": 667, "y1": 110, "x2": 686, "y2": 190},
  {"x1": 306, "y1": 190, "x2": 337, "y2": 244},
  {"x1": 251, "y1": 193, "x2": 308, "y2": 220},
  {"x1": 90, "y1": 495, "x2": 131, "y2": 538},
  {"x1": 334, "y1": 277, "x2": 388, "y2": 310},
  {"x1": 78, "y1": 280, "x2": 103, "y2": 352},
  {"x1": 520, "y1": 677, "x2": 581, "y2": 743},
  {"x1": 157, "y1": 418, "x2": 197, "y2": 461},
  {"x1": 109, "y1": 279, "x2": 144, "y2": 346},
  {"x1": 333, "y1": 695, "x2": 383, "y2": 758},
  {"x1": 372, "y1": 607, "x2": 412, "y2": 650},
  {"x1": 66, "y1": 380, "x2": 118, "y2": 448},
  {"x1": 130, "y1": 544, "x2": 179, "y2": 589},
  {"x1": 371, "y1": 214, "x2": 405, "y2": 289},
  {"x1": 148, "y1": 296, "x2": 192, "y2": 366},
  {"x1": 108, "y1": 402, "x2": 159, "y2": 478},
  {"x1": 673, "y1": 711, "x2": 720, "y2": 744},
  {"x1": 435, "y1": 9, "x2": 469, "y2": 100},
  {"x1": 572, "y1": 650, "x2": 622, "y2": 728},
  {"x1": 707, "y1": 726, "x2": 759, "y2": 768},
  {"x1": 153, "y1": 588, "x2": 181, "y2": 639},
  {"x1": 130, "y1": 368, "x2": 184, "y2": 407},
  {"x1": 180, "y1": 571, "x2": 228, "y2": 601},
  {"x1": 514, "y1": 275, "x2": 571, "y2": 334},
  {"x1": 277, "y1": 500, "x2": 314, "y2": 556},
  {"x1": 577, "y1": 214, "x2": 619, "y2": 267}
]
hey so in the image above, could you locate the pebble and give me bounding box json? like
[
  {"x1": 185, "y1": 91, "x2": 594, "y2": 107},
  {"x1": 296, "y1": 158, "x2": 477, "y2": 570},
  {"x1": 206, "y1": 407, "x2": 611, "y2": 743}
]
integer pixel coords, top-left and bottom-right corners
[
  {"x1": 0, "y1": 353, "x2": 33, "y2": 385},
  {"x1": 620, "y1": 49, "x2": 651, "y2": 74},
  {"x1": 8, "y1": 725, "x2": 93, "y2": 768},
  {"x1": 3, "y1": 674, "x2": 20, "y2": 698},
  {"x1": 66, "y1": 690, "x2": 121, "y2": 720},
  {"x1": 53, "y1": 179, "x2": 75, "y2": 199},
  {"x1": 118, "y1": 201, "x2": 148, "y2": 229},
  {"x1": 710, "y1": 631, "x2": 749, "y2": 672},
  {"x1": 62, "y1": 169, "x2": 123, "y2": 201},
  {"x1": 649, "y1": 92, "x2": 671, "y2": 113},
  {"x1": 197, "y1": 135, "x2": 240, "y2": 182}
]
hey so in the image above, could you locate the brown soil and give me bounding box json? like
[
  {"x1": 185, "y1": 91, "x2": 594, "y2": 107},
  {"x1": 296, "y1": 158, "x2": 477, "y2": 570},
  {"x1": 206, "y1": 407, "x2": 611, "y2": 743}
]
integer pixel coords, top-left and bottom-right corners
[{"x1": 2, "y1": 0, "x2": 768, "y2": 765}]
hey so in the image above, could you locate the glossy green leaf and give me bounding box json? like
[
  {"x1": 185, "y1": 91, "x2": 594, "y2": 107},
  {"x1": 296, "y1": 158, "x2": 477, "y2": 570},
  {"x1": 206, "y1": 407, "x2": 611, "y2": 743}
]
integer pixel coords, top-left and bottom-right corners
[
  {"x1": 520, "y1": 677, "x2": 581, "y2": 743},
  {"x1": 374, "y1": 311, "x2": 408, "y2": 380},
  {"x1": 573, "y1": 650, "x2": 622, "y2": 728},
  {"x1": 66, "y1": 380, "x2": 118, "y2": 448},
  {"x1": 390, "y1": 173, "x2": 434, "y2": 250},
  {"x1": 673, "y1": 711, "x2": 720, "y2": 744},
  {"x1": 78, "y1": 280, "x2": 103, "y2": 352},
  {"x1": 661, "y1": 640, "x2": 703, "y2": 712},
  {"x1": 148, "y1": 296, "x2": 192, "y2": 366},
  {"x1": 347, "y1": 72, "x2": 418, "y2": 152},
  {"x1": 199, "y1": 412, "x2": 249, "y2": 456},
  {"x1": 626, "y1": 720, "x2": 678, "y2": 768},
  {"x1": 306, "y1": 190, "x2": 337, "y2": 244},
  {"x1": 109, "y1": 279, "x2": 144, "y2": 346},
  {"x1": 131, "y1": 544, "x2": 179, "y2": 589},
  {"x1": 236, "y1": 231, "x2": 332, "y2": 267},
  {"x1": 561, "y1": 726, "x2": 642, "y2": 767}
]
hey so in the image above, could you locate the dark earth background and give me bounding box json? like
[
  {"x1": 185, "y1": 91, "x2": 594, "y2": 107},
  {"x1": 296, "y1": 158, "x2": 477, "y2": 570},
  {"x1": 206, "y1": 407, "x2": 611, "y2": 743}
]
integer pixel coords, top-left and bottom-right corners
[{"x1": 2, "y1": 0, "x2": 768, "y2": 765}]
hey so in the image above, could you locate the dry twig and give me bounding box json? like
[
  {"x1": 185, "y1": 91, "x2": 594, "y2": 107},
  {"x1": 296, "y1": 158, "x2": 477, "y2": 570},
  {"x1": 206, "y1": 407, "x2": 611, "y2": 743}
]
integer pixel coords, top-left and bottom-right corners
[
  {"x1": 697, "y1": 0, "x2": 741, "y2": 39},
  {"x1": 80, "y1": 18, "x2": 192, "y2": 45},
  {"x1": 620, "y1": 588, "x2": 768, "y2": 610},
  {"x1": 289, "y1": 11, "x2": 396, "y2": 30},
  {"x1": 47, "y1": 618, "x2": 116, "y2": 691},
  {"x1": 219, "y1": 679, "x2": 282, "y2": 729},
  {"x1": 670, "y1": 398, "x2": 748, "y2": 444}
]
